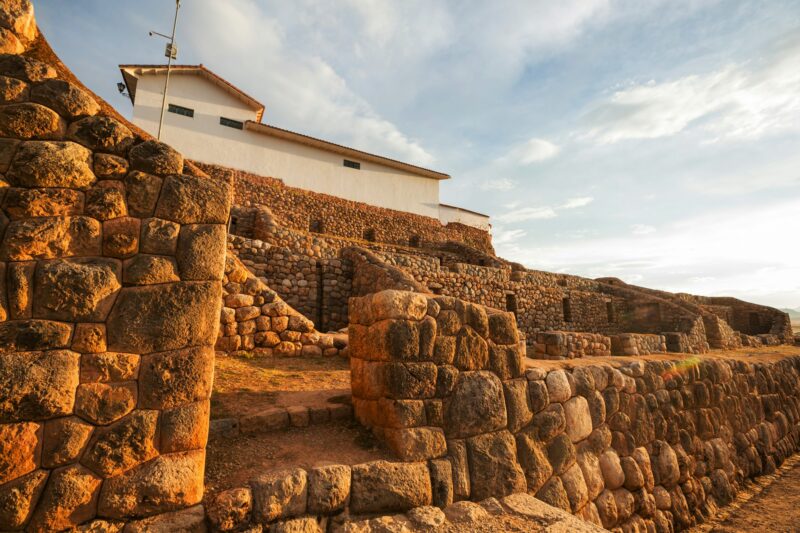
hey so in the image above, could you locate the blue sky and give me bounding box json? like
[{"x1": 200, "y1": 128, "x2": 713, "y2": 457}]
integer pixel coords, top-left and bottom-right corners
[{"x1": 37, "y1": 0, "x2": 800, "y2": 308}]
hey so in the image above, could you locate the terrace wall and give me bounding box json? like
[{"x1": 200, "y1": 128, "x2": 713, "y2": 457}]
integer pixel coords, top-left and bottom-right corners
[
  {"x1": 0, "y1": 4, "x2": 228, "y2": 530},
  {"x1": 350, "y1": 289, "x2": 800, "y2": 531}
]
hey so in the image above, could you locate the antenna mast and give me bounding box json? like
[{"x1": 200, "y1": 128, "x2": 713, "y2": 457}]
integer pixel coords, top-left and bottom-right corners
[{"x1": 155, "y1": 0, "x2": 181, "y2": 141}]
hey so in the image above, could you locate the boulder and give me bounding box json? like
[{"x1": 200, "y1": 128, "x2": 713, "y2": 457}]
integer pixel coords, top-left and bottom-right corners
[
  {"x1": 547, "y1": 433, "x2": 576, "y2": 475},
  {"x1": 0, "y1": 349, "x2": 78, "y2": 422},
  {"x1": 81, "y1": 410, "x2": 159, "y2": 477},
  {"x1": 515, "y1": 430, "x2": 553, "y2": 494},
  {"x1": 370, "y1": 290, "x2": 428, "y2": 321},
  {"x1": 159, "y1": 400, "x2": 210, "y2": 453},
  {"x1": 546, "y1": 370, "x2": 571, "y2": 403},
  {"x1": 124, "y1": 504, "x2": 206, "y2": 533},
  {"x1": 102, "y1": 216, "x2": 140, "y2": 258},
  {"x1": 535, "y1": 475, "x2": 570, "y2": 512},
  {"x1": 71, "y1": 323, "x2": 107, "y2": 353},
  {"x1": 129, "y1": 140, "x2": 183, "y2": 175},
  {"x1": 0, "y1": 469, "x2": 48, "y2": 530},
  {"x1": 563, "y1": 396, "x2": 593, "y2": 443},
  {"x1": 250, "y1": 468, "x2": 308, "y2": 523},
  {"x1": 443, "y1": 371, "x2": 507, "y2": 438},
  {"x1": 453, "y1": 325, "x2": 488, "y2": 370},
  {"x1": 7, "y1": 140, "x2": 93, "y2": 188},
  {"x1": 561, "y1": 463, "x2": 589, "y2": 512},
  {"x1": 75, "y1": 382, "x2": 137, "y2": 425},
  {"x1": 41, "y1": 416, "x2": 94, "y2": 468},
  {"x1": 85, "y1": 183, "x2": 127, "y2": 221},
  {"x1": 33, "y1": 258, "x2": 121, "y2": 321},
  {"x1": 599, "y1": 449, "x2": 625, "y2": 490},
  {"x1": 350, "y1": 460, "x2": 431, "y2": 514},
  {"x1": 2, "y1": 187, "x2": 84, "y2": 219},
  {"x1": 466, "y1": 430, "x2": 526, "y2": 500},
  {"x1": 124, "y1": 171, "x2": 162, "y2": 218},
  {"x1": 123, "y1": 255, "x2": 180, "y2": 285},
  {"x1": 0, "y1": 421, "x2": 40, "y2": 484},
  {"x1": 93, "y1": 152, "x2": 128, "y2": 179},
  {"x1": 97, "y1": 450, "x2": 205, "y2": 518},
  {"x1": 28, "y1": 465, "x2": 101, "y2": 531},
  {"x1": 385, "y1": 427, "x2": 446, "y2": 461},
  {"x1": 307, "y1": 464, "x2": 351, "y2": 514},
  {"x1": 0, "y1": 102, "x2": 65, "y2": 139},
  {"x1": 176, "y1": 223, "x2": 227, "y2": 281},
  {"x1": 140, "y1": 217, "x2": 180, "y2": 255},
  {"x1": 66, "y1": 115, "x2": 134, "y2": 154},
  {"x1": 503, "y1": 378, "x2": 533, "y2": 432},
  {"x1": 0, "y1": 55, "x2": 55, "y2": 83},
  {"x1": 30, "y1": 79, "x2": 99, "y2": 119},
  {"x1": 1, "y1": 215, "x2": 101, "y2": 261},
  {"x1": 137, "y1": 346, "x2": 214, "y2": 409},
  {"x1": 80, "y1": 352, "x2": 139, "y2": 382},
  {"x1": 107, "y1": 282, "x2": 221, "y2": 354},
  {"x1": 155, "y1": 173, "x2": 230, "y2": 224},
  {"x1": 207, "y1": 488, "x2": 252, "y2": 532},
  {"x1": 429, "y1": 458, "x2": 454, "y2": 508}
]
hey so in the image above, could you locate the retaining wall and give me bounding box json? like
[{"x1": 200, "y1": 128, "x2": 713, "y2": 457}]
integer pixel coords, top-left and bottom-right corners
[
  {"x1": 0, "y1": 4, "x2": 228, "y2": 530},
  {"x1": 350, "y1": 290, "x2": 800, "y2": 531}
]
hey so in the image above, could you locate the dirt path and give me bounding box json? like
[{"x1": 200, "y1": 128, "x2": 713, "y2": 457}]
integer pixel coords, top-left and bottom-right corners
[{"x1": 693, "y1": 455, "x2": 800, "y2": 533}]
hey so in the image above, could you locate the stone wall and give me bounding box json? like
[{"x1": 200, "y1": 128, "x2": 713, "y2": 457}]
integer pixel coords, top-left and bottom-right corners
[
  {"x1": 610, "y1": 334, "x2": 668, "y2": 357},
  {"x1": 195, "y1": 161, "x2": 495, "y2": 254},
  {"x1": 0, "y1": 3, "x2": 229, "y2": 530},
  {"x1": 216, "y1": 251, "x2": 347, "y2": 357},
  {"x1": 532, "y1": 332, "x2": 612, "y2": 360},
  {"x1": 349, "y1": 290, "x2": 800, "y2": 531}
]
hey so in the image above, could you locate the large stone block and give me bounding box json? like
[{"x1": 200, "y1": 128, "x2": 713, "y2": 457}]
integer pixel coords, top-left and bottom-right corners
[
  {"x1": 1, "y1": 216, "x2": 101, "y2": 260},
  {"x1": 138, "y1": 346, "x2": 214, "y2": 409},
  {"x1": 447, "y1": 439, "x2": 470, "y2": 501},
  {"x1": 370, "y1": 290, "x2": 428, "y2": 321},
  {"x1": 81, "y1": 410, "x2": 159, "y2": 478},
  {"x1": 66, "y1": 115, "x2": 134, "y2": 154},
  {"x1": 564, "y1": 396, "x2": 593, "y2": 443},
  {"x1": 369, "y1": 319, "x2": 420, "y2": 361},
  {"x1": 560, "y1": 463, "x2": 588, "y2": 512},
  {"x1": 41, "y1": 416, "x2": 94, "y2": 468},
  {"x1": 488, "y1": 312, "x2": 519, "y2": 345},
  {"x1": 454, "y1": 325, "x2": 488, "y2": 370},
  {"x1": 80, "y1": 352, "x2": 139, "y2": 382},
  {"x1": 160, "y1": 400, "x2": 210, "y2": 453},
  {"x1": 128, "y1": 140, "x2": 183, "y2": 176},
  {"x1": 307, "y1": 464, "x2": 350, "y2": 515},
  {"x1": 107, "y1": 282, "x2": 221, "y2": 354},
  {"x1": 385, "y1": 427, "x2": 446, "y2": 461},
  {"x1": 0, "y1": 349, "x2": 79, "y2": 422},
  {"x1": 27, "y1": 464, "x2": 101, "y2": 532},
  {"x1": 350, "y1": 460, "x2": 431, "y2": 514},
  {"x1": 0, "y1": 55, "x2": 55, "y2": 83},
  {"x1": 30, "y1": 79, "x2": 99, "y2": 119},
  {"x1": 429, "y1": 458, "x2": 453, "y2": 508},
  {"x1": 102, "y1": 216, "x2": 140, "y2": 258},
  {"x1": 33, "y1": 258, "x2": 121, "y2": 322},
  {"x1": 467, "y1": 430, "x2": 526, "y2": 501},
  {"x1": 85, "y1": 182, "x2": 127, "y2": 221},
  {"x1": 547, "y1": 433, "x2": 576, "y2": 476},
  {"x1": 0, "y1": 469, "x2": 48, "y2": 530},
  {"x1": 504, "y1": 378, "x2": 533, "y2": 432},
  {"x1": 207, "y1": 488, "x2": 252, "y2": 532},
  {"x1": 7, "y1": 260, "x2": 33, "y2": 319},
  {"x1": 0, "y1": 102, "x2": 65, "y2": 140},
  {"x1": 0, "y1": 421, "x2": 41, "y2": 484},
  {"x1": 384, "y1": 362, "x2": 437, "y2": 399},
  {"x1": 97, "y1": 450, "x2": 205, "y2": 518},
  {"x1": 155, "y1": 173, "x2": 230, "y2": 224},
  {"x1": 250, "y1": 468, "x2": 308, "y2": 523},
  {"x1": 176, "y1": 223, "x2": 227, "y2": 281},
  {"x1": 6, "y1": 140, "x2": 94, "y2": 188},
  {"x1": 534, "y1": 475, "x2": 570, "y2": 512},
  {"x1": 515, "y1": 429, "x2": 553, "y2": 494},
  {"x1": 444, "y1": 371, "x2": 507, "y2": 438},
  {"x1": 74, "y1": 382, "x2": 137, "y2": 425},
  {"x1": 2, "y1": 187, "x2": 84, "y2": 219},
  {"x1": 122, "y1": 254, "x2": 180, "y2": 285},
  {"x1": 124, "y1": 171, "x2": 163, "y2": 218}
]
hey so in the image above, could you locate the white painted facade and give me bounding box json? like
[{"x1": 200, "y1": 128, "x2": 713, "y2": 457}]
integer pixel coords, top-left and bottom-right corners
[
  {"x1": 439, "y1": 204, "x2": 492, "y2": 231},
  {"x1": 120, "y1": 66, "x2": 490, "y2": 228}
]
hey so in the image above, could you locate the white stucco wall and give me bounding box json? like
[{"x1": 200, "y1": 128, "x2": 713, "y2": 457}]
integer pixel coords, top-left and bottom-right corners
[
  {"x1": 439, "y1": 204, "x2": 491, "y2": 231},
  {"x1": 129, "y1": 72, "x2": 441, "y2": 218}
]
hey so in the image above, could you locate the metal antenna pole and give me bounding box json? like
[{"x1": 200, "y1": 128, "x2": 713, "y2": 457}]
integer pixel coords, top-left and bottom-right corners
[{"x1": 157, "y1": 0, "x2": 181, "y2": 141}]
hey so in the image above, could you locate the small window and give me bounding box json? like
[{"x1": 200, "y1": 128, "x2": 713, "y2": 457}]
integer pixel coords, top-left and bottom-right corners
[
  {"x1": 309, "y1": 219, "x2": 324, "y2": 233},
  {"x1": 606, "y1": 301, "x2": 616, "y2": 323},
  {"x1": 562, "y1": 297, "x2": 572, "y2": 322},
  {"x1": 363, "y1": 228, "x2": 376, "y2": 242},
  {"x1": 220, "y1": 117, "x2": 244, "y2": 129},
  {"x1": 168, "y1": 103, "x2": 194, "y2": 117},
  {"x1": 409, "y1": 235, "x2": 421, "y2": 247},
  {"x1": 229, "y1": 216, "x2": 238, "y2": 233},
  {"x1": 557, "y1": 278, "x2": 568, "y2": 287},
  {"x1": 343, "y1": 159, "x2": 361, "y2": 170}
]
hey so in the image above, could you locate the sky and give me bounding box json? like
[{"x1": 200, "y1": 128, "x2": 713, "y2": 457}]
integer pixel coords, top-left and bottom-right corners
[{"x1": 36, "y1": 0, "x2": 800, "y2": 309}]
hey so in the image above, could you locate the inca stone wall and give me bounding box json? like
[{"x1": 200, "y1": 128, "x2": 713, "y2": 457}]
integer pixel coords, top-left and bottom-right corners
[
  {"x1": 349, "y1": 289, "x2": 800, "y2": 531},
  {"x1": 0, "y1": 3, "x2": 230, "y2": 530},
  {"x1": 196, "y1": 161, "x2": 495, "y2": 254}
]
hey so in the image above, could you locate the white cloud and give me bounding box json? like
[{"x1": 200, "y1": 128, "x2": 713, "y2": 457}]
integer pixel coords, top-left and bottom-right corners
[
  {"x1": 496, "y1": 206, "x2": 558, "y2": 223},
  {"x1": 631, "y1": 224, "x2": 656, "y2": 235},
  {"x1": 499, "y1": 138, "x2": 561, "y2": 165},
  {"x1": 181, "y1": 0, "x2": 436, "y2": 166},
  {"x1": 561, "y1": 197, "x2": 594, "y2": 209},
  {"x1": 493, "y1": 228, "x2": 527, "y2": 245},
  {"x1": 480, "y1": 178, "x2": 517, "y2": 191},
  {"x1": 581, "y1": 34, "x2": 800, "y2": 144},
  {"x1": 496, "y1": 199, "x2": 800, "y2": 308}
]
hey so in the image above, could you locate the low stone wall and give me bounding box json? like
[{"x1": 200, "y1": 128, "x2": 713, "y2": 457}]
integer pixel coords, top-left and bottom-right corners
[
  {"x1": 532, "y1": 332, "x2": 612, "y2": 360},
  {"x1": 611, "y1": 333, "x2": 668, "y2": 356},
  {"x1": 350, "y1": 290, "x2": 800, "y2": 531},
  {"x1": 209, "y1": 401, "x2": 354, "y2": 440},
  {"x1": 216, "y1": 252, "x2": 347, "y2": 357}
]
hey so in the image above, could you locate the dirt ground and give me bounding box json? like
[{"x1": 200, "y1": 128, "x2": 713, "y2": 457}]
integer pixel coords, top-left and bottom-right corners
[
  {"x1": 211, "y1": 354, "x2": 351, "y2": 419},
  {"x1": 692, "y1": 455, "x2": 800, "y2": 533},
  {"x1": 204, "y1": 422, "x2": 388, "y2": 496}
]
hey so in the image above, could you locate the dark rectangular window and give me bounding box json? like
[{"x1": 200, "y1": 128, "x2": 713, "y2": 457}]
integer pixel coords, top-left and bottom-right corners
[
  {"x1": 167, "y1": 103, "x2": 194, "y2": 117},
  {"x1": 343, "y1": 159, "x2": 361, "y2": 169},
  {"x1": 606, "y1": 301, "x2": 616, "y2": 323},
  {"x1": 220, "y1": 116, "x2": 244, "y2": 129},
  {"x1": 562, "y1": 297, "x2": 572, "y2": 322}
]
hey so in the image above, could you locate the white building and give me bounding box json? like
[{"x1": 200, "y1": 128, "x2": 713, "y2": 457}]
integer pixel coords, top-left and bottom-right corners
[{"x1": 119, "y1": 64, "x2": 490, "y2": 230}]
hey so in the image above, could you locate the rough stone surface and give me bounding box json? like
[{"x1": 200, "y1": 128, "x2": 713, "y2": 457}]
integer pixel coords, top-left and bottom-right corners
[
  {"x1": 307, "y1": 464, "x2": 351, "y2": 514},
  {"x1": 81, "y1": 410, "x2": 158, "y2": 477},
  {"x1": 128, "y1": 140, "x2": 183, "y2": 176},
  {"x1": 177, "y1": 223, "x2": 227, "y2": 280},
  {"x1": 0, "y1": 468, "x2": 48, "y2": 530},
  {"x1": 74, "y1": 382, "x2": 137, "y2": 425},
  {"x1": 0, "y1": 215, "x2": 101, "y2": 260},
  {"x1": 443, "y1": 371, "x2": 507, "y2": 438},
  {"x1": 27, "y1": 464, "x2": 102, "y2": 532},
  {"x1": 0, "y1": 421, "x2": 41, "y2": 484},
  {"x1": 137, "y1": 346, "x2": 214, "y2": 409},
  {"x1": 0, "y1": 102, "x2": 65, "y2": 140},
  {"x1": 207, "y1": 488, "x2": 252, "y2": 532},
  {"x1": 250, "y1": 468, "x2": 308, "y2": 523},
  {"x1": 6, "y1": 140, "x2": 94, "y2": 188},
  {"x1": 466, "y1": 430, "x2": 526, "y2": 501},
  {"x1": 0, "y1": 349, "x2": 79, "y2": 422},
  {"x1": 30, "y1": 78, "x2": 99, "y2": 119},
  {"x1": 66, "y1": 116, "x2": 134, "y2": 154},
  {"x1": 155, "y1": 173, "x2": 230, "y2": 224},
  {"x1": 42, "y1": 416, "x2": 94, "y2": 468},
  {"x1": 563, "y1": 396, "x2": 593, "y2": 443},
  {"x1": 33, "y1": 258, "x2": 121, "y2": 321},
  {"x1": 350, "y1": 461, "x2": 432, "y2": 514}
]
